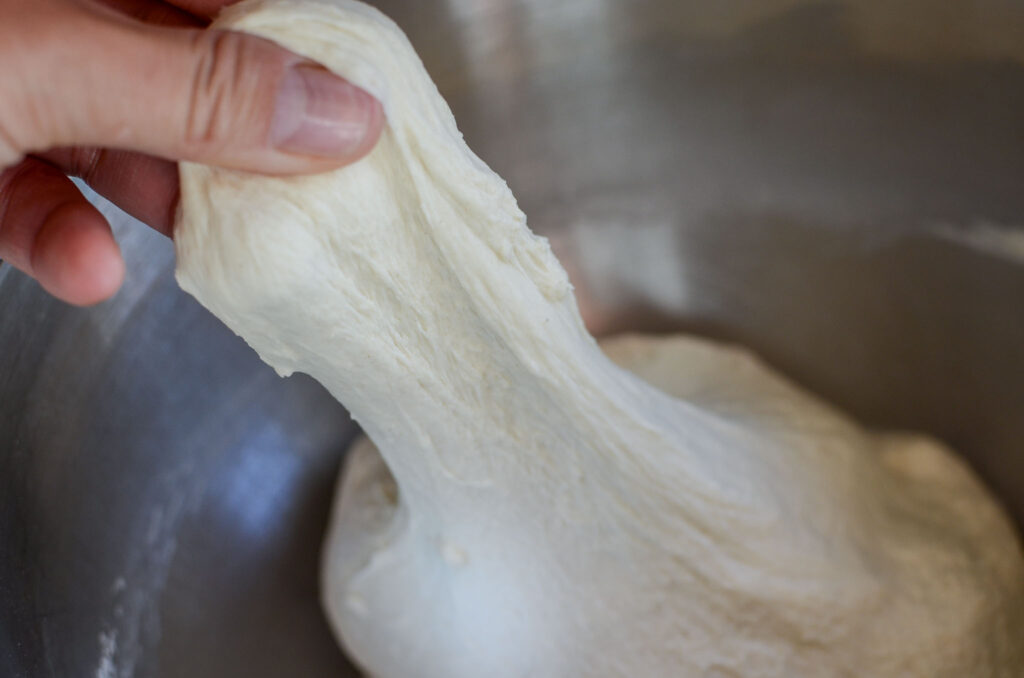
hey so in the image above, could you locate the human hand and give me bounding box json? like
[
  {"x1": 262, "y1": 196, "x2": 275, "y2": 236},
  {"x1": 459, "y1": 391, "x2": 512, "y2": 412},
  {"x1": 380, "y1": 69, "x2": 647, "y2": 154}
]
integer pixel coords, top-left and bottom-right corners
[{"x1": 0, "y1": 0, "x2": 384, "y2": 305}]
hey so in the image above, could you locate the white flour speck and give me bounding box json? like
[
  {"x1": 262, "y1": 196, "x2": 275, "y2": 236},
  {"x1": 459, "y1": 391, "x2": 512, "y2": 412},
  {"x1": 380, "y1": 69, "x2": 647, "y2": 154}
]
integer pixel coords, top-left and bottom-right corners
[{"x1": 95, "y1": 629, "x2": 118, "y2": 678}]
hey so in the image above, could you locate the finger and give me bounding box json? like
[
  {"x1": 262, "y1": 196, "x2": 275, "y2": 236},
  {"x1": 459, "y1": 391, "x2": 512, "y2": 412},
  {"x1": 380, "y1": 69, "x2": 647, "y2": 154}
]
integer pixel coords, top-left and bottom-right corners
[
  {"x1": 5, "y1": 4, "x2": 384, "y2": 175},
  {"x1": 37, "y1": 147, "x2": 179, "y2": 236},
  {"x1": 35, "y1": 1, "x2": 203, "y2": 239},
  {"x1": 0, "y1": 158, "x2": 125, "y2": 305}
]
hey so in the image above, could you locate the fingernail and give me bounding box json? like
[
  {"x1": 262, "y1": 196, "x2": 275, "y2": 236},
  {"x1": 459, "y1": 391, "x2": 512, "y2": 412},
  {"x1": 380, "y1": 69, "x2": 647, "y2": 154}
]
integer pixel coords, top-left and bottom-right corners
[{"x1": 270, "y1": 64, "x2": 380, "y2": 158}]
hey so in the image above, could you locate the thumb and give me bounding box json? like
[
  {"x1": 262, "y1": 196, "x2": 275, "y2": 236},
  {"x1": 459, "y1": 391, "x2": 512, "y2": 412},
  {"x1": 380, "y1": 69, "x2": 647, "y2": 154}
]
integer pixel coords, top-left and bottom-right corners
[{"x1": 3, "y1": 5, "x2": 384, "y2": 174}]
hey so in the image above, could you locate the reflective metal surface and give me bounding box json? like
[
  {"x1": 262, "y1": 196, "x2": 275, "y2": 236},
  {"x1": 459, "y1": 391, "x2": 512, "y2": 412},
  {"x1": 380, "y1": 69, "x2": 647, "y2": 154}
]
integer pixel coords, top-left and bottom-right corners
[{"x1": 3, "y1": 1, "x2": 1024, "y2": 676}]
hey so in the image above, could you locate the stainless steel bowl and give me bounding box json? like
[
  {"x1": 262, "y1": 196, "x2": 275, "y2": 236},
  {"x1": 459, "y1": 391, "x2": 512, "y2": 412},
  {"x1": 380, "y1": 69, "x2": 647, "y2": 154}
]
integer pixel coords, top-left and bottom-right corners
[{"x1": 3, "y1": 1, "x2": 1023, "y2": 676}]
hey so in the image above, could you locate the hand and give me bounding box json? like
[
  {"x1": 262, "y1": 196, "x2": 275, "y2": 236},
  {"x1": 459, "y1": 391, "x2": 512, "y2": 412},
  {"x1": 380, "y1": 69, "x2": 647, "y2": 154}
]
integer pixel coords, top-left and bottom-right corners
[{"x1": 0, "y1": 0, "x2": 384, "y2": 305}]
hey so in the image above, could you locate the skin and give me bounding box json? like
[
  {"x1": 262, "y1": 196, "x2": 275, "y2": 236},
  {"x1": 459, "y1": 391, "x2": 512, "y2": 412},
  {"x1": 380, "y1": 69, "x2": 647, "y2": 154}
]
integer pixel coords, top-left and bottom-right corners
[{"x1": 0, "y1": 0, "x2": 385, "y2": 306}]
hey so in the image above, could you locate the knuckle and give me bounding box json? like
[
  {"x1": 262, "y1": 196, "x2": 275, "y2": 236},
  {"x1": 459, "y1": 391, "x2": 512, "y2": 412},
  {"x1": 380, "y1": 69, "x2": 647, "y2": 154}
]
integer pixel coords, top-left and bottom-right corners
[
  {"x1": 184, "y1": 30, "x2": 270, "y2": 152},
  {"x1": 0, "y1": 4, "x2": 112, "y2": 158}
]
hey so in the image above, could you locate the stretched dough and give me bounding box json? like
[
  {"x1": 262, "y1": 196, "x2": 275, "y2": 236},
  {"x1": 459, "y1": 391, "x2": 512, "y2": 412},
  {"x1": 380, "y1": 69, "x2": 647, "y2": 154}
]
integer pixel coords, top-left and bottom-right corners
[{"x1": 175, "y1": 1, "x2": 1024, "y2": 676}]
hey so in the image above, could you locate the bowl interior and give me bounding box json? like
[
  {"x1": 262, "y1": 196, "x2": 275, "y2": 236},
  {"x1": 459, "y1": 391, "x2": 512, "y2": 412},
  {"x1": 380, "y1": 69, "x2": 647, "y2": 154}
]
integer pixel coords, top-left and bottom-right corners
[{"x1": 2, "y1": 1, "x2": 1024, "y2": 676}]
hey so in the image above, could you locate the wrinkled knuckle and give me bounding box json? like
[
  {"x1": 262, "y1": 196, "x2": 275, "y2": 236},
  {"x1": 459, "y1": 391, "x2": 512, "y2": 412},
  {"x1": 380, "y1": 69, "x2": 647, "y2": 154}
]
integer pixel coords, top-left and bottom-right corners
[
  {"x1": 184, "y1": 31, "x2": 267, "y2": 152},
  {"x1": 0, "y1": 4, "x2": 102, "y2": 156}
]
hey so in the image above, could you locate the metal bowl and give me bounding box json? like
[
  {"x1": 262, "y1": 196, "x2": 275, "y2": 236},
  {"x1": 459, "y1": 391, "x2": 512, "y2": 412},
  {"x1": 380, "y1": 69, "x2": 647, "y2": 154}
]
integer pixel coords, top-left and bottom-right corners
[{"x1": 3, "y1": 1, "x2": 1023, "y2": 675}]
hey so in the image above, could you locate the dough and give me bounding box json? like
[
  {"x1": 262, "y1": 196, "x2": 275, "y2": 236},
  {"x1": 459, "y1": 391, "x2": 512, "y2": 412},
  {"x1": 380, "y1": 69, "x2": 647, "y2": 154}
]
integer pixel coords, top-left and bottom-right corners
[{"x1": 174, "y1": 1, "x2": 1024, "y2": 676}]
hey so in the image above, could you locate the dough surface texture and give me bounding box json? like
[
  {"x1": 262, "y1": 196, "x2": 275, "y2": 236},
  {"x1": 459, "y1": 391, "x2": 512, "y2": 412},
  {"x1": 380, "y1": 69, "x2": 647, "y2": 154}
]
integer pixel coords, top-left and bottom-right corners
[{"x1": 175, "y1": 1, "x2": 1024, "y2": 676}]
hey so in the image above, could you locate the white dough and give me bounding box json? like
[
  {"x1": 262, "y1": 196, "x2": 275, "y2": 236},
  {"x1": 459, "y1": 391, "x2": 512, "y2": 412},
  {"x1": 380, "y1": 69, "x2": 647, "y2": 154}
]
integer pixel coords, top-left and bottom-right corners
[{"x1": 174, "y1": 1, "x2": 1024, "y2": 676}]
